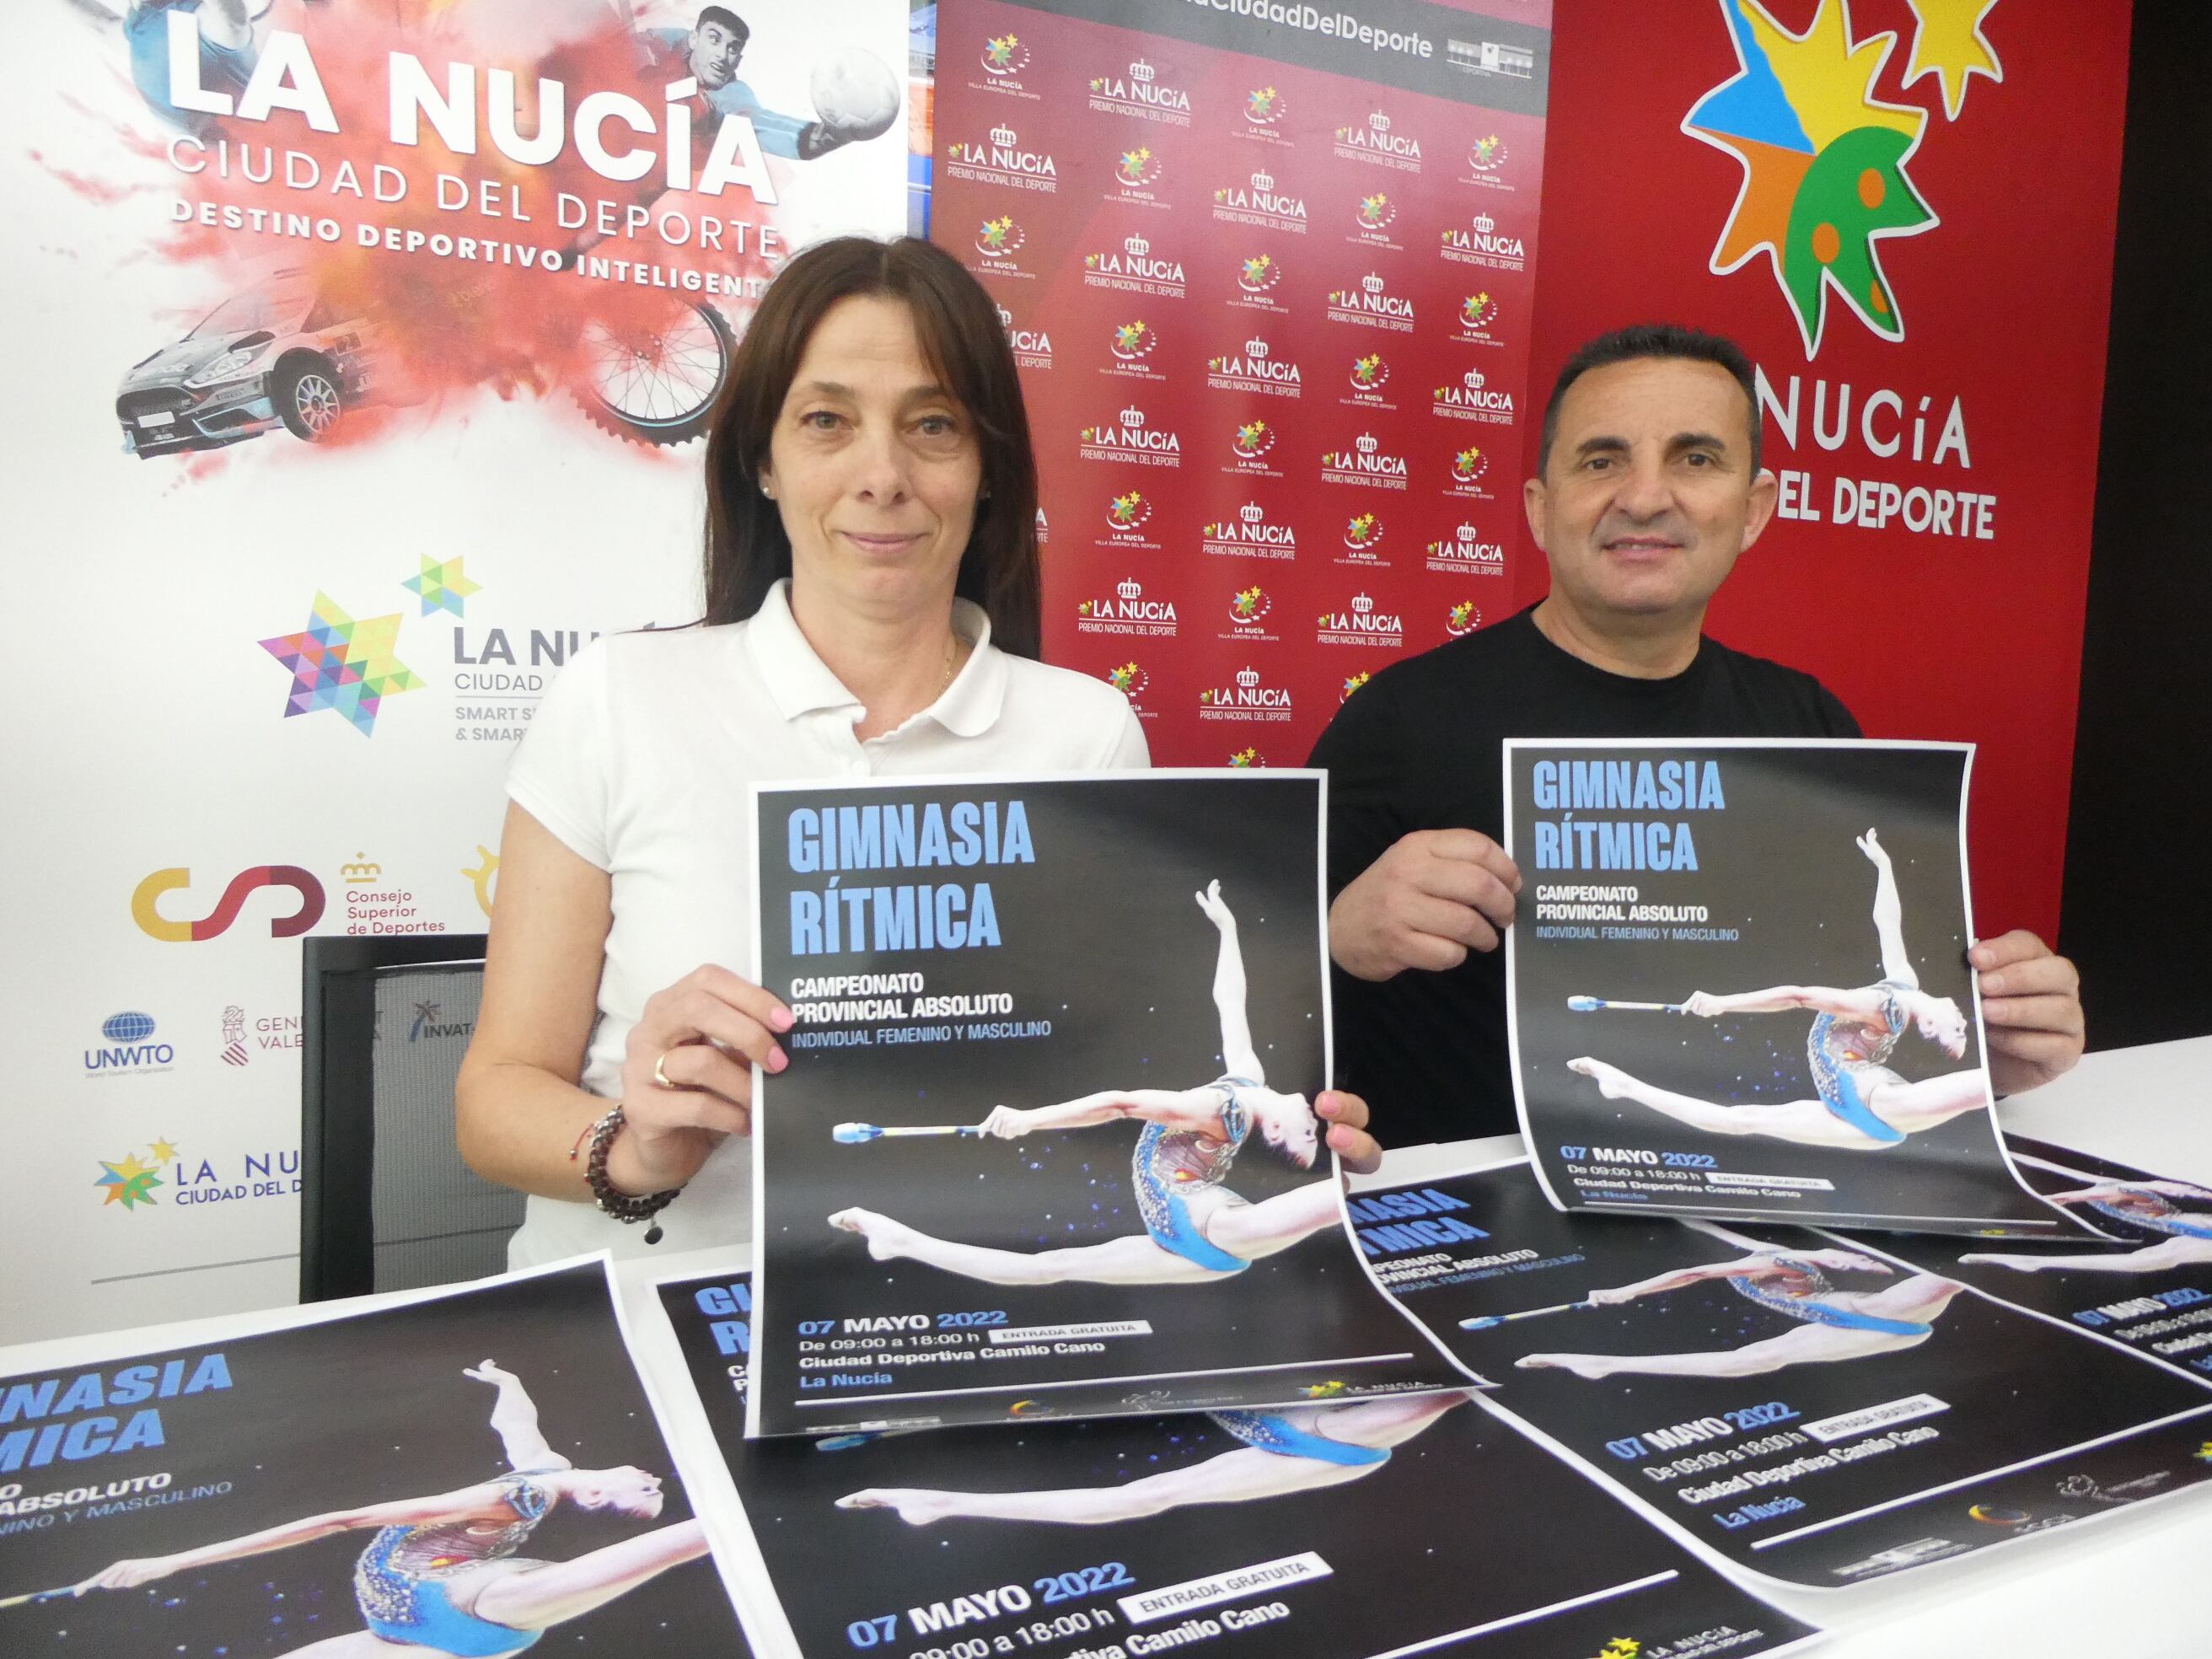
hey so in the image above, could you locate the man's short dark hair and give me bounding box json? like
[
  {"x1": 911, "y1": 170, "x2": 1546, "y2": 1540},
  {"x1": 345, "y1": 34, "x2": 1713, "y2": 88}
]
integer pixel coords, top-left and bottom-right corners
[
  {"x1": 695, "y1": 6, "x2": 749, "y2": 41},
  {"x1": 1538, "y1": 323, "x2": 1761, "y2": 478}
]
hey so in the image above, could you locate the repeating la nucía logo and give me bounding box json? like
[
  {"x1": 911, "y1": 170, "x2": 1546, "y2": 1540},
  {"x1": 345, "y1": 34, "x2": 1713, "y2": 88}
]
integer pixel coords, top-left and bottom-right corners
[
  {"x1": 1243, "y1": 84, "x2": 1286, "y2": 126},
  {"x1": 1335, "y1": 109, "x2": 1422, "y2": 166},
  {"x1": 1112, "y1": 144, "x2": 1164, "y2": 189},
  {"x1": 1467, "y1": 132, "x2": 1509, "y2": 174},
  {"x1": 996, "y1": 303, "x2": 1052, "y2": 368},
  {"x1": 1432, "y1": 367, "x2": 1516, "y2": 421},
  {"x1": 132, "y1": 866, "x2": 325, "y2": 942},
  {"x1": 1427, "y1": 522, "x2": 1508, "y2": 574},
  {"x1": 1103, "y1": 490, "x2": 1153, "y2": 534},
  {"x1": 1349, "y1": 353, "x2": 1391, "y2": 395},
  {"x1": 1082, "y1": 233, "x2": 1188, "y2": 296},
  {"x1": 1340, "y1": 671, "x2": 1371, "y2": 701},
  {"x1": 1213, "y1": 169, "x2": 1307, "y2": 228},
  {"x1": 1227, "y1": 748, "x2": 1265, "y2": 768},
  {"x1": 1076, "y1": 577, "x2": 1179, "y2": 636},
  {"x1": 1440, "y1": 211, "x2": 1527, "y2": 270},
  {"x1": 1206, "y1": 336, "x2": 1302, "y2": 396},
  {"x1": 974, "y1": 214, "x2": 1026, "y2": 260},
  {"x1": 1354, "y1": 192, "x2": 1399, "y2": 232},
  {"x1": 1104, "y1": 661, "x2": 1150, "y2": 699},
  {"x1": 1458, "y1": 291, "x2": 1503, "y2": 341},
  {"x1": 1232, "y1": 418, "x2": 1276, "y2": 459},
  {"x1": 1322, "y1": 432, "x2": 1408, "y2": 488},
  {"x1": 1451, "y1": 445, "x2": 1490, "y2": 486},
  {"x1": 980, "y1": 33, "x2": 1032, "y2": 79},
  {"x1": 948, "y1": 123, "x2": 1060, "y2": 189},
  {"x1": 1342, "y1": 511, "x2": 1385, "y2": 551},
  {"x1": 1329, "y1": 271, "x2": 1415, "y2": 331},
  {"x1": 1202, "y1": 501, "x2": 1298, "y2": 559},
  {"x1": 1317, "y1": 592, "x2": 1404, "y2": 646},
  {"x1": 1109, "y1": 319, "x2": 1157, "y2": 362},
  {"x1": 1683, "y1": 0, "x2": 1965, "y2": 355},
  {"x1": 1198, "y1": 665, "x2": 1293, "y2": 721},
  {"x1": 1227, "y1": 586, "x2": 1273, "y2": 627},
  {"x1": 1447, "y1": 600, "x2": 1484, "y2": 637},
  {"x1": 1080, "y1": 405, "x2": 1180, "y2": 465},
  {"x1": 1089, "y1": 56, "x2": 1191, "y2": 117},
  {"x1": 1236, "y1": 252, "x2": 1282, "y2": 294}
]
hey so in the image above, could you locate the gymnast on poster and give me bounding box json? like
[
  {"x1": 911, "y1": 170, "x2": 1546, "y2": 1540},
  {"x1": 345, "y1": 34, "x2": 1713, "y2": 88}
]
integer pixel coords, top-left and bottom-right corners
[
  {"x1": 57, "y1": 1361, "x2": 706, "y2": 1657},
  {"x1": 835, "y1": 1393, "x2": 1469, "y2": 1526},
  {"x1": 1567, "y1": 830, "x2": 1988, "y2": 1150},
  {"x1": 1962, "y1": 1173, "x2": 2212, "y2": 1275},
  {"x1": 829, "y1": 882, "x2": 1344, "y2": 1286}
]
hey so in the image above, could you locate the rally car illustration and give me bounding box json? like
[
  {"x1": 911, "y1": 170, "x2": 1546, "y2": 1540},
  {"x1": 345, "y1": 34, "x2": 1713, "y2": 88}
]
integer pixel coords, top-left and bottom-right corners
[{"x1": 115, "y1": 271, "x2": 380, "y2": 458}]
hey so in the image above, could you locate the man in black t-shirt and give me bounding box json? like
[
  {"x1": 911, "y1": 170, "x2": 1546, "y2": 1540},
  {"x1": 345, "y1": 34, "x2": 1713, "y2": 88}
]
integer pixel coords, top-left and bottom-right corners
[{"x1": 1308, "y1": 325, "x2": 2084, "y2": 1146}]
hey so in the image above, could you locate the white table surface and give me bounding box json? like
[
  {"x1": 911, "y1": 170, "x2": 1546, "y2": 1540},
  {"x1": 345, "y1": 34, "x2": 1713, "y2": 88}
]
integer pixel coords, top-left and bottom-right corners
[{"x1": 3, "y1": 1036, "x2": 2206, "y2": 1656}]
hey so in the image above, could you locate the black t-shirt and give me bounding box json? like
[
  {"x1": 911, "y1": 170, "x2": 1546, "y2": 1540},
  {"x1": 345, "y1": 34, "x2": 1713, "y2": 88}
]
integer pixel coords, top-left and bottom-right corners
[{"x1": 1307, "y1": 607, "x2": 1860, "y2": 1146}]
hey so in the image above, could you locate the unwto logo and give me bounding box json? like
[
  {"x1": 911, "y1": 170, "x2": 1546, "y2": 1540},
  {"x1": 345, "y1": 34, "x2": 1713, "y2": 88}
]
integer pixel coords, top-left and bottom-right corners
[
  {"x1": 85, "y1": 1012, "x2": 174, "y2": 1079},
  {"x1": 1683, "y1": 0, "x2": 1995, "y2": 354}
]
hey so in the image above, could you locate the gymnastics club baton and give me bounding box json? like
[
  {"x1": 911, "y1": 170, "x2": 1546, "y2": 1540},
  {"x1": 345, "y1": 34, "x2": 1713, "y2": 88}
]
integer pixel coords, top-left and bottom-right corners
[
  {"x1": 1458, "y1": 1299, "x2": 1595, "y2": 1330},
  {"x1": 0, "y1": 1588, "x2": 73, "y2": 1609},
  {"x1": 1566, "y1": 996, "x2": 1688, "y2": 1013},
  {"x1": 832, "y1": 1122, "x2": 985, "y2": 1144}
]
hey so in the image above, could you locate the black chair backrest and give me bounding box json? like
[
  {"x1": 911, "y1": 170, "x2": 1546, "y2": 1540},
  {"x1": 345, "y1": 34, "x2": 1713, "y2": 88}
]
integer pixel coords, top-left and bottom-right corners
[{"x1": 301, "y1": 934, "x2": 523, "y2": 1301}]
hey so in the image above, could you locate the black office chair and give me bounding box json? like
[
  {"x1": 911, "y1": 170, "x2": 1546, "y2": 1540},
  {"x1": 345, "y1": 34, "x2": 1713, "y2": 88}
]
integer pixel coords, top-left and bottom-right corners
[{"x1": 300, "y1": 933, "x2": 526, "y2": 1301}]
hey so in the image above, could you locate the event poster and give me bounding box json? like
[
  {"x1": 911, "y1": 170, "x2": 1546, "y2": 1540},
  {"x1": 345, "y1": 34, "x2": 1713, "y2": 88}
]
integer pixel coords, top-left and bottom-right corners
[
  {"x1": 934, "y1": 0, "x2": 1552, "y2": 765},
  {"x1": 747, "y1": 772, "x2": 1471, "y2": 1436},
  {"x1": 1866, "y1": 1136, "x2": 2212, "y2": 1387},
  {"x1": 0, "y1": 1260, "x2": 754, "y2": 1655},
  {"x1": 660, "y1": 1267, "x2": 1823, "y2": 1659},
  {"x1": 8, "y1": 0, "x2": 908, "y2": 1344},
  {"x1": 1505, "y1": 739, "x2": 2093, "y2": 1238},
  {"x1": 1370, "y1": 1161, "x2": 2212, "y2": 1587}
]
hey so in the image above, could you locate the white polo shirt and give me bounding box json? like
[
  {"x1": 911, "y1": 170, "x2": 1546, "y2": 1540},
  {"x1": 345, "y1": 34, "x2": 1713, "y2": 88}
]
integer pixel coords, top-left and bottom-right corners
[{"x1": 503, "y1": 579, "x2": 1147, "y2": 1266}]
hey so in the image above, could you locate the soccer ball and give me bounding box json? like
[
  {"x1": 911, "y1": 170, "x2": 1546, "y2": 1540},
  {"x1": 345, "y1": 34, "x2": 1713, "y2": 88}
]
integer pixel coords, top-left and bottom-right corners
[{"x1": 810, "y1": 47, "x2": 900, "y2": 142}]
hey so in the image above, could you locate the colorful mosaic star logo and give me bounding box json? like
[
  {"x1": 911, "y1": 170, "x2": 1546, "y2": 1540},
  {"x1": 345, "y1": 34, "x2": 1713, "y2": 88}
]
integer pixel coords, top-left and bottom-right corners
[
  {"x1": 260, "y1": 593, "x2": 425, "y2": 737},
  {"x1": 1684, "y1": 0, "x2": 1939, "y2": 355},
  {"x1": 401, "y1": 556, "x2": 481, "y2": 618},
  {"x1": 95, "y1": 1145, "x2": 170, "y2": 1211}
]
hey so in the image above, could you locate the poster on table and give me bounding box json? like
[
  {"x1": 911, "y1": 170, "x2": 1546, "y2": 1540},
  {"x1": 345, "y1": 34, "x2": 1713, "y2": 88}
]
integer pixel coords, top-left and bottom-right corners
[
  {"x1": 8, "y1": 0, "x2": 909, "y2": 1345},
  {"x1": 1366, "y1": 1160, "x2": 2212, "y2": 1587},
  {"x1": 932, "y1": 0, "x2": 1551, "y2": 765},
  {"x1": 658, "y1": 1266, "x2": 1823, "y2": 1659},
  {"x1": 746, "y1": 771, "x2": 1472, "y2": 1437},
  {"x1": 1504, "y1": 739, "x2": 2095, "y2": 1238},
  {"x1": 1864, "y1": 1136, "x2": 2212, "y2": 1387},
  {"x1": 0, "y1": 1261, "x2": 753, "y2": 1655}
]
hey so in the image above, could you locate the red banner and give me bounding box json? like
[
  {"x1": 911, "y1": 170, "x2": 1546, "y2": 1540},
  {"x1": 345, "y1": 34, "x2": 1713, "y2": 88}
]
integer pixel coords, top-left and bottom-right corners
[
  {"x1": 1526, "y1": 0, "x2": 2129, "y2": 941},
  {"x1": 935, "y1": 0, "x2": 1550, "y2": 765}
]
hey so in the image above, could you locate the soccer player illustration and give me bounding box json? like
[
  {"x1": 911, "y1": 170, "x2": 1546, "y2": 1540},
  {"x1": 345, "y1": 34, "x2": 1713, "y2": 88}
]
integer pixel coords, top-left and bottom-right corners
[
  {"x1": 1566, "y1": 830, "x2": 1987, "y2": 1149},
  {"x1": 829, "y1": 881, "x2": 1341, "y2": 1286},
  {"x1": 61, "y1": 1361, "x2": 707, "y2": 1656},
  {"x1": 639, "y1": 5, "x2": 901, "y2": 161},
  {"x1": 834, "y1": 1393, "x2": 1469, "y2": 1526},
  {"x1": 1962, "y1": 1173, "x2": 2212, "y2": 1274},
  {"x1": 1515, "y1": 1230, "x2": 1966, "y2": 1381}
]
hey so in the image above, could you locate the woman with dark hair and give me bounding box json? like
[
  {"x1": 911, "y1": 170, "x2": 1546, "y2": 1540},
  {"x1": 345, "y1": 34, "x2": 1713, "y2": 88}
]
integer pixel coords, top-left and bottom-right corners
[{"x1": 455, "y1": 237, "x2": 1381, "y2": 1262}]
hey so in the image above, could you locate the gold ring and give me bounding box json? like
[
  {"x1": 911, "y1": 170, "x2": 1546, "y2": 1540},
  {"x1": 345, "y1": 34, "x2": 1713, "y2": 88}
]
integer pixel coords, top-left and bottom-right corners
[{"x1": 652, "y1": 1051, "x2": 677, "y2": 1089}]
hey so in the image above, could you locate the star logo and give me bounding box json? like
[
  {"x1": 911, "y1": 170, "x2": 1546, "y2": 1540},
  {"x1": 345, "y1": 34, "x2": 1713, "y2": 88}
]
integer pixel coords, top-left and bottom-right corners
[
  {"x1": 261, "y1": 593, "x2": 424, "y2": 736},
  {"x1": 400, "y1": 556, "x2": 481, "y2": 618},
  {"x1": 1683, "y1": 0, "x2": 1936, "y2": 354},
  {"x1": 95, "y1": 1148, "x2": 166, "y2": 1211},
  {"x1": 1903, "y1": 0, "x2": 2002, "y2": 121}
]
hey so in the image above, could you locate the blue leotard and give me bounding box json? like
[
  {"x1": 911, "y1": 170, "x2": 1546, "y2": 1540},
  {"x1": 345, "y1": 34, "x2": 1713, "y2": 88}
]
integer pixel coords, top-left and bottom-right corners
[
  {"x1": 2089, "y1": 1190, "x2": 2212, "y2": 1242},
  {"x1": 1807, "y1": 980, "x2": 1912, "y2": 1146},
  {"x1": 354, "y1": 1474, "x2": 551, "y2": 1655},
  {"x1": 1132, "y1": 1077, "x2": 1254, "y2": 1275},
  {"x1": 1728, "y1": 1256, "x2": 1931, "y2": 1339},
  {"x1": 1211, "y1": 1409, "x2": 1389, "y2": 1468}
]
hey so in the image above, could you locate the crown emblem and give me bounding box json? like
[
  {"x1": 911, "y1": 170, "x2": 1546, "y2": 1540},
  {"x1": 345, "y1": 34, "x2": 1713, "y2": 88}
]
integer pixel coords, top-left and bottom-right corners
[
  {"x1": 1244, "y1": 336, "x2": 1268, "y2": 357},
  {"x1": 1130, "y1": 57, "x2": 1155, "y2": 81},
  {"x1": 1116, "y1": 577, "x2": 1141, "y2": 599},
  {"x1": 342, "y1": 855, "x2": 382, "y2": 881},
  {"x1": 996, "y1": 304, "x2": 1013, "y2": 326},
  {"x1": 1361, "y1": 272, "x2": 1383, "y2": 295},
  {"x1": 1236, "y1": 667, "x2": 1260, "y2": 689},
  {"x1": 1368, "y1": 110, "x2": 1391, "y2": 132},
  {"x1": 1463, "y1": 370, "x2": 1485, "y2": 389},
  {"x1": 1355, "y1": 432, "x2": 1378, "y2": 454},
  {"x1": 1119, "y1": 405, "x2": 1144, "y2": 427},
  {"x1": 1240, "y1": 502, "x2": 1264, "y2": 523},
  {"x1": 1458, "y1": 522, "x2": 1478, "y2": 540},
  {"x1": 990, "y1": 124, "x2": 1017, "y2": 147},
  {"x1": 1251, "y1": 169, "x2": 1274, "y2": 191},
  {"x1": 1473, "y1": 213, "x2": 1495, "y2": 233},
  {"x1": 1124, "y1": 234, "x2": 1150, "y2": 256},
  {"x1": 1351, "y1": 593, "x2": 1372, "y2": 613}
]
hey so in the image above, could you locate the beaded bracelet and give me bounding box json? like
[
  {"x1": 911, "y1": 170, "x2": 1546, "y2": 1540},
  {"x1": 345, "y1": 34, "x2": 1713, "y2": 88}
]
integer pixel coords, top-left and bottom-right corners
[{"x1": 578, "y1": 1104, "x2": 681, "y2": 1244}]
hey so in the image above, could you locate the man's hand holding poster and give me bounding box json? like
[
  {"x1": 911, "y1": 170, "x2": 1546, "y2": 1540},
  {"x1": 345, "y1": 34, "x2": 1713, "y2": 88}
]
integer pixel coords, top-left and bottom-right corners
[
  {"x1": 1366, "y1": 1162, "x2": 2212, "y2": 1587},
  {"x1": 1505, "y1": 740, "x2": 2097, "y2": 1237},
  {"x1": 747, "y1": 773, "x2": 1471, "y2": 1436},
  {"x1": 0, "y1": 1262, "x2": 754, "y2": 1655},
  {"x1": 660, "y1": 1268, "x2": 1822, "y2": 1659}
]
